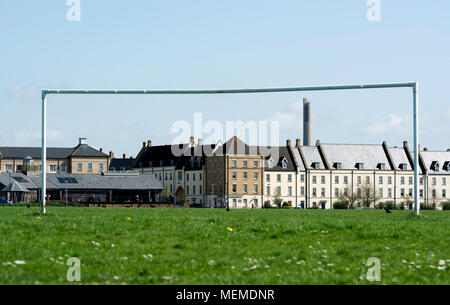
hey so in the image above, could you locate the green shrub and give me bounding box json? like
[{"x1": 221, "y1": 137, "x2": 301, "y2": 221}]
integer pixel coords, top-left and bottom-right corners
[
  {"x1": 333, "y1": 201, "x2": 348, "y2": 209},
  {"x1": 441, "y1": 201, "x2": 450, "y2": 210},
  {"x1": 263, "y1": 201, "x2": 272, "y2": 209},
  {"x1": 282, "y1": 202, "x2": 292, "y2": 209}
]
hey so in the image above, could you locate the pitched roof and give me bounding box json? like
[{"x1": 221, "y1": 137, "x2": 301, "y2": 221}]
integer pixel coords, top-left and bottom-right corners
[
  {"x1": 69, "y1": 144, "x2": 109, "y2": 157},
  {"x1": 300, "y1": 146, "x2": 325, "y2": 169},
  {"x1": 420, "y1": 150, "x2": 450, "y2": 175},
  {"x1": 264, "y1": 147, "x2": 296, "y2": 171},
  {"x1": 389, "y1": 147, "x2": 413, "y2": 171},
  {"x1": 109, "y1": 158, "x2": 135, "y2": 169},
  {"x1": 320, "y1": 144, "x2": 390, "y2": 170},
  {"x1": 0, "y1": 147, "x2": 74, "y2": 159},
  {"x1": 1, "y1": 181, "x2": 29, "y2": 192}
]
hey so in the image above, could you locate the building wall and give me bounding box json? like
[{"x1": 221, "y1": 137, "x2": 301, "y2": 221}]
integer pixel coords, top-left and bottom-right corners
[{"x1": 70, "y1": 157, "x2": 109, "y2": 174}]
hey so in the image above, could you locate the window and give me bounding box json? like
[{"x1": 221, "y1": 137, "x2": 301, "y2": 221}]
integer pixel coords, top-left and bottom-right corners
[
  {"x1": 312, "y1": 162, "x2": 320, "y2": 169},
  {"x1": 312, "y1": 188, "x2": 317, "y2": 197},
  {"x1": 288, "y1": 186, "x2": 292, "y2": 196},
  {"x1": 267, "y1": 159, "x2": 274, "y2": 168},
  {"x1": 388, "y1": 189, "x2": 392, "y2": 198},
  {"x1": 253, "y1": 184, "x2": 258, "y2": 193},
  {"x1": 165, "y1": 173, "x2": 168, "y2": 181},
  {"x1": 49, "y1": 165, "x2": 57, "y2": 172},
  {"x1": 321, "y1": 176, "x2": 325, "y2": 184},
  {"x1": 401, "y1": 177, "x2": 405, "y2": 185},
  {"x1": 321, "y1": 188, "x2": 325, "y2": 197},
  {"x1": 232, "y1": 184, "x2": 237, "y2": 193},
  {"x1": 344, "y1": 176, "x2": 348, "y2": 184},
  {"x1": 243, "y1": 184, "x2": 247, "y2": 193},
  {"x1": 378, "y1": 163, "x2": 386, "y2": 170},
  {"x1": 178, "y1": 171, "x2": 182, "y2": 180},
  {"x1": 344, "y1": 188, "x2": 348, "y2": 196},
  {"x1": 254, "y1": 160, "x2": 258, "y2": 167},
  {"x1": 388, "y1": 176, "x2": 392, "y2": 185},
  {"x1": 312, "y1": 176, "x2": 317, "y2": 184},
  {"x1": 300, "y1": 175, "x2": 305, "y2": 182},
  {"x1": 232, "y1": 172, "x2": 237, "y2": 179},
  {"x1": 356, "y1": 163, "x2": 364, "y2": 170},
  {"x1": 409, "y1": 189, "x2": 413, "y2": 197},
  {"x1": 253, "y1": 172, "x2": 258, "y2": 179},
  {"x1": 379, "y1": 177, "x2": 383, "y2": 184},
  {"x1": 399, "y1": 163, "x2": 407, "y2": 170},
  {"x1": 335, "y1": 176, "x2": 339, "y2": 184},
  {"x1": 61, "y1": 165, "x2": 67, "y2": 173},
  {"x1": 99, "y1": 163, "x2": 103, "y2": 172},
  {"x1": 334, "y1": 163, "x2": 342, "y2": 169},
  {"x1": 77, "y1": 163, "x2": 82, "y2": 172},
  {"x1": 199, "y1": 185, "x2": 202, "y2": 195},
  {"x1": 276, "y1": 186, "x2": 281, "y2": 195},
  {"x1": 379, "y1": 189, "x2": 383, "y2": 197},
  {"x1": 243, "y1": 161, "x2": 248, "y2": 168},
  {"x1": 193, "y1": 185, "x2": 196, "y2": 195},
  {"x1": 57, "y1": 177, "x2": 78, "y2": 184},
  {"x1": 420, "y1": 189, "x2": 424, "y2": 197},
  {"x1": 186, "y1": 173, "x2": 189, "y2": 181},
  {"x1": 193, "y1": 173, "x2": 196, "y2": 181},
  {"x1": 420, "y1": 177, "x2": 423, "y2": 185},
  {"x1": 301, "y1": 186, "x2": 305, "y2": 196},
  {"x1": 432, "y1": 177, "x2": 436, "y2": 185},
  {"x1": 288, "y1": 174, "x2": 292, "y2": 182},
  {"x1": 366, "y1": 176, "x2": 370, "y2": 184},
  {"x1": 170, "y1": 173, "x2": 173, "y2": 180},
  {"x1": 266, "y1": 186, "x2": 271, "y2": 195},
  {"x1": 198, "y1": 173, "x2": 201, "y2": 181},
  {"x1": 5, "y1": 164, "x2": 13, "y2": 172},
  {"x1": 186, "y1": 185, "x2": 190, "y2": 195},
  {"x1": 277, "y1": 174, "x2": 281, "y2": 182},
  {"x1": 401, "y1": 189, "x2": 405, "y2": 197},
  {"x1": 232, "y1": 160, "x2": 237, "y2": 167},
  {"x1": 443, "y1": 190, "x2": 447, "y2": 198},
  {"x1": 243, "y1": 199, "x2": 248, "y2": 208},
  {"x1": 233, "y1": 199, "x2": 237, "y2": 208},
  {"x1": 266, "y1": 174, "x2": 270, "y2": 181},
  {"x1": 409, "y1": 177, "x2": 413, "y2": 185},
  {"x1": 282, "y1": 159, "x2": 287, "y2": 169},
  {"x1": 335, "y1": 188, "x2": 339, "y2": 196},
  {"x1": 443, "y1": 178, "x2": 447, "y2": 186},
  {"x1": 357, "y1": 176, "x2": 362, "y2": 184},
  {"x1": 243, "y1": 172, "x2": 248, "y2": 179},
  {"x1": 432, "y1": 189, "x2": 437, "y2": 198}
]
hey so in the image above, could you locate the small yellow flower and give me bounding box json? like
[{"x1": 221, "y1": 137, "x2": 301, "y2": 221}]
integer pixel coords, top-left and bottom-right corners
[
  {"x1": 227, "y1": 227, "x2": 234, "y2": 232},
  {"x1": 17, "y1": 214, "x2": 21, "y2": 216},
  {"x1": 126, "y1": 217, "x2": 132, "y2": 221},
  {"x1": 36, "y1": 217, "x2": 42, "y2": 220},
  {"x1": 410, "y1": 243, "x2": 415, "y2": 247}
]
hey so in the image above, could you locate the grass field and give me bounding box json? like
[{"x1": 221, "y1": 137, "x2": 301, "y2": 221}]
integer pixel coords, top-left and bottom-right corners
[{"x1": 0, "y1": 207, "x2": 448, "y2": 285}]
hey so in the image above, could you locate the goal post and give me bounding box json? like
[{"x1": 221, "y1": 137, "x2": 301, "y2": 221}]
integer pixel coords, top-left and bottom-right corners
[{"x1": 40, "y1": 82, "x2": 420, "y2": 215}]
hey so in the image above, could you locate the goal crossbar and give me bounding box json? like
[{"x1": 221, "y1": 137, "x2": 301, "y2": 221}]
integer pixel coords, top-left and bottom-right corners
[{"x1": 40, "y1": 82, "x2": 420, "y2": 214}]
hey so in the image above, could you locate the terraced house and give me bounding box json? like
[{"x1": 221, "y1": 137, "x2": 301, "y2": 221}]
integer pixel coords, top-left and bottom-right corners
[
  {"x1": 128, "y1": 136, "x2": 450, "y2": 210},
  {"x1": 0, "y1": 138, "x2": 109, "y2": 175}
]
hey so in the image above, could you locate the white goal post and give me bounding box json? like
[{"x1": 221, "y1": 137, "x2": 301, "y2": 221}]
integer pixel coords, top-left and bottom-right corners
[{"x1": 40, "y1": 82, "x2": 420, "y2": 215}]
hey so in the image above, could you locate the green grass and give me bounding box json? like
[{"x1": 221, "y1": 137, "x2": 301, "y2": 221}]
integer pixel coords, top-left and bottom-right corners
[{"x1": 0, "y1": 207, "x2": 448, "y2": 285}]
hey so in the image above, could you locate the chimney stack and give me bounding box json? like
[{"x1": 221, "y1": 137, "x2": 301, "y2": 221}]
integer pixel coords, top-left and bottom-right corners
[
  {"x1": 123, "y1": 153, "x2": 126, "y2": 159},
  {"x1": 79, "y1": 138, "x2": 87, "y2": 145},
  {"x1": 142, "y1": 142, "x2": 146, "y2": 148},
  {"x1": 109, "y1": 151, "x2": 115, "y2": 159},
  {"x1": 423, "y1": 147, "x2": 428, "y2": 152},
  {"x1": 99, "y1": 148, "x2": 103, "y2": 153},
  {"x1": 198, "y1": 138, "x2": 203, "y2": 146},
  {"x1": 295, "y1": 139, "x2": 301, "y2": 148},
  {"x1": 403, "y1": 141, "x2": 408, "y2": 148},
  {"x1": 286, "y1": 139, "x2": 291, "y2": 147},
  {"x1": 190, "y1": 136, "x2": 195, "y2": 147},
  {"x1": 147, "y1": 140, "x2": 152, "y2": 147},
  {"x1": 303, "y1": 98, "x2": 311, "y2": 146}
]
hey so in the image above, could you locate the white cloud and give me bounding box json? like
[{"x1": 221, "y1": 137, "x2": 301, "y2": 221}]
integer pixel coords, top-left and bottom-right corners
[
  {"x1": 363, "y1": 114, "x2": 411, "y2": 135},
  {"x1": 0, "y1": 129, "x2": 64, "y2": 146},
  {"x1": 9, "y1": 83, "x2": 40, "y2": 103}
]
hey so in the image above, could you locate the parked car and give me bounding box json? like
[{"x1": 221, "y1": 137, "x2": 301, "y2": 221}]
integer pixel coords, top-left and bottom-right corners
[{"x1": 0, "y1": 197, "x2": 12, "y2": 205}]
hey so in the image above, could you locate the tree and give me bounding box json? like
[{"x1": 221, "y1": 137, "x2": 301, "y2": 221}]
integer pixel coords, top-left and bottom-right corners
[
  {"x1": 357, "y1": 182, "x2": 378, "y2": 208},
  {"x1": 337, "y1": 188, "x2": 358, "y2": 209},
  {"x1": 162, "y1": 184, "x2": 171, "y2": 202},
  {"x1": 273, "y1": 189, "x2": 283, "y2": 208}
]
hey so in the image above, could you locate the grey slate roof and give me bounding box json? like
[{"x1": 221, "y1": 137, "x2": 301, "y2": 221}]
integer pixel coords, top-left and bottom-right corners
[
  {"x1": 70, "y1": 144, "x2": 108, "y2": 157},
  {"x1": 0, "y1": 147, "x2": 73, "y2": 159},
  {"x1": 0, "y1": 173, "x2": 162, "y2": 191},
  {"x1": 109, "y1": 158, "x2": 135, "y2": 170},
  {"x1": 1, "y1": 181, "x2": 29, "y2": 192},
  {"x1": 300, "y1": 146, "x2": 325, "y2": 169},
  {"x1": 320, "y1": 144, "x2": 390, "y2": 170},
  {"x1": 264, "y1": 147, "x2": 296, "y2": 172},
  {"x1": 389, "y1": 147, "x2": 413, "y2": 171},
  {"x1": 291, "y1": 147, "x2": 306, "y2": 171},
  {"x1": 420, "y1": 151, "x2": 450, "y2": 175}
]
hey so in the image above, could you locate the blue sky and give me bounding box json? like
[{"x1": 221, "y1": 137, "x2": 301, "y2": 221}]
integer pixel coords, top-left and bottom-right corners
[{"x1": 1, "y1": 0, "x2": 449, "y2": 156}]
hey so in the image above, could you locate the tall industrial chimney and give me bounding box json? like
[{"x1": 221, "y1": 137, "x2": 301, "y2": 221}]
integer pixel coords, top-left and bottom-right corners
[{"x1": 303, "y1": 98, "x2": 311, "y2": 146}]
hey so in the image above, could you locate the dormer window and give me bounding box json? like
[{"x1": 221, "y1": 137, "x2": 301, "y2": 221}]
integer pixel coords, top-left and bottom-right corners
[
  {"x1": 159, "y1": 160, "x2": 164, "y2": 167},
  {"x1": 431, "y1": 161, "x2": 440, "y2": 172},
  {"x1": 334, "y1": 162, "x2": 342, "y2": 170},
  {"x1": 378, "y1": 163, "x2": 386, "y2": 170},
  {"x1": 443, "y1": 161, "x2": 450, "y2": 172},
  {"x1": 281, "y1": 158, "x2": 288, "y2": 169},
  {"x1": 399, "y1": 163, "x2": 407, "y2": 170},
  {"x1": 312, "y1": 162, "x2": 320, "y2": 169},
  {"x1": 267, "y1": 158, "x2": 274, "y2": 168},
  {"x1": 356, "y1": 163, "x2": 364, "y2": 170}
]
